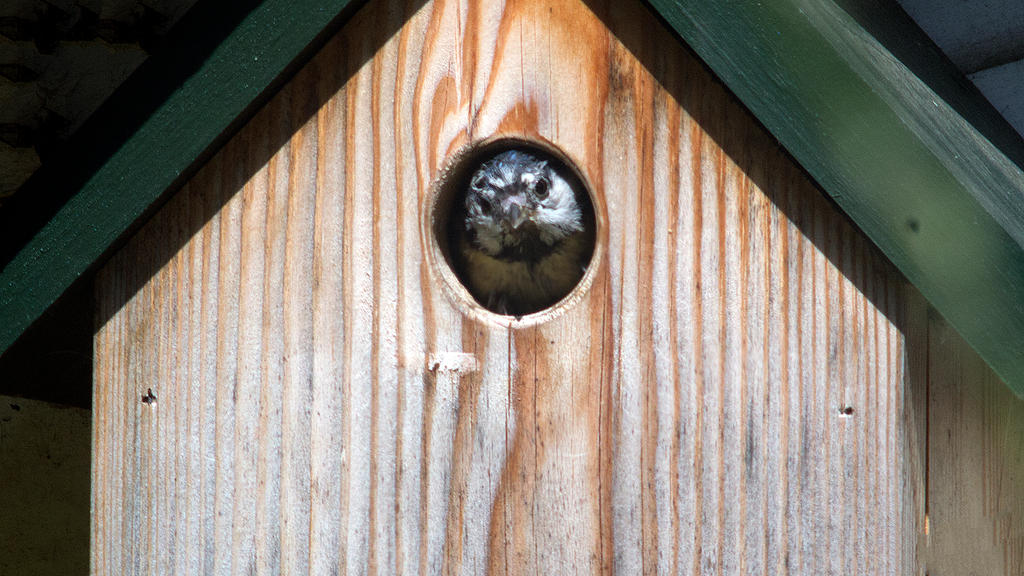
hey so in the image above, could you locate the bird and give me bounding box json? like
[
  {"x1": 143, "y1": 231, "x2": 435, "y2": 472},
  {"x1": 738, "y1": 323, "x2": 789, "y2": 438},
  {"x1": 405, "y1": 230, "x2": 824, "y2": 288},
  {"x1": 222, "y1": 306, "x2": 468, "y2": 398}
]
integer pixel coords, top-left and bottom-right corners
[{"x1": 454, "y1": 148, "x2": 593, "y2": 316}]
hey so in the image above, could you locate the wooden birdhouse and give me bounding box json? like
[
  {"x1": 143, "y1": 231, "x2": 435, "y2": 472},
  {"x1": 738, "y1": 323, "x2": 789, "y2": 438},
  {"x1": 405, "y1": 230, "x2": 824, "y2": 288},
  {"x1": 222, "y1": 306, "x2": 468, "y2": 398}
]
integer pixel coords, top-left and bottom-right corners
[{"x1": 1, "y1": 0, "x2": 1022, "y2": 574}]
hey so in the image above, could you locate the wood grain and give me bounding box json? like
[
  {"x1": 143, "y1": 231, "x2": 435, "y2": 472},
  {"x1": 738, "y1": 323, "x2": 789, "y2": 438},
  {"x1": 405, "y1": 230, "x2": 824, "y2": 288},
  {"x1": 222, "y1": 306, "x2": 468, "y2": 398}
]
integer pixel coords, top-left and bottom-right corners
[
  {"x1": 94, "y1": 0, "x2": 910, "y2": 573},
  {"x1": 650, "y1": 0, "x2": 1024, "y2": 397},
  {"x1": 920, "y1": 308, "x2": 1024, "y2": 576}
]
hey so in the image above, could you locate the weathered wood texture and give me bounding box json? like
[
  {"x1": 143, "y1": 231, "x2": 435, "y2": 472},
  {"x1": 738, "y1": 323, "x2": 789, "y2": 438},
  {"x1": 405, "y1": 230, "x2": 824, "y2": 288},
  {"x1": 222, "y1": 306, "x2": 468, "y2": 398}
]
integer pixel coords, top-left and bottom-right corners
[
  {"x1": 654, "y1": 0, "x2": 1024, "y2": 397},
  {"x1": 916, "y1": 302, "x2": 1024, "y2": 576},
  {"x1": 903, "y1": 286, "x2": 1024, "y2": 576},
  {"x1": 93, "y1": 0, "x2": 910, "y2": 573}
]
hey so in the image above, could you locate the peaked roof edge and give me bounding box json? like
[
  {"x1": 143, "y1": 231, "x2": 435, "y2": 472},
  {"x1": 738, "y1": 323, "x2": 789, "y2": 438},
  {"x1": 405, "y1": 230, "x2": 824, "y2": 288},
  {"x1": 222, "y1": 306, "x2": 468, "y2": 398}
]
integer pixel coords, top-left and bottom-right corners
[
  {"x1": 651, "y1": 0, "x2": 1024, "y2": 397},
  {"x1": 3, "y1": 0, "x2": 1024, "y2": 396},
  {"x1": 0, "y1": 0, "x2": 360, "y2": 358}
]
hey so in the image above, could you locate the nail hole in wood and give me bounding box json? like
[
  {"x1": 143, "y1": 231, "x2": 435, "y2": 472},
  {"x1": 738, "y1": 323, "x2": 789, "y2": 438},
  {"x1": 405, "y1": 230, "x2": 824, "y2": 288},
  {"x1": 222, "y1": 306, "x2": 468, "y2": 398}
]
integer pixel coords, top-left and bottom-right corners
[{"x1": 141, "y1": 388, "x2": 157, "y2": 405}]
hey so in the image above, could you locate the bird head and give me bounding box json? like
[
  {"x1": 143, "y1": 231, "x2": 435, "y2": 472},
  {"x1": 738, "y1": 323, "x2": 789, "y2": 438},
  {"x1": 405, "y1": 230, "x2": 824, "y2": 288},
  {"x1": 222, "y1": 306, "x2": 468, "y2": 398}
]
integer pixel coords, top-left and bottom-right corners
[{"x1": 463, "y1": 149, "x2": 584, "y2": 260}]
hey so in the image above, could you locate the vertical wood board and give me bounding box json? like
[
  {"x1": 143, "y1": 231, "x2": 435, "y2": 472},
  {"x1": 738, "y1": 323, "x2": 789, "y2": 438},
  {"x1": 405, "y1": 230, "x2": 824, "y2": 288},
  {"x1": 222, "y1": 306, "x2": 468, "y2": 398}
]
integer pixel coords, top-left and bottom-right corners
[
  {"x1": 921, "y1": 310, "x2": 1024, "y2": 576},
  {"x1": 93, "y1": 0, "x2": 908, "y2": 573}
]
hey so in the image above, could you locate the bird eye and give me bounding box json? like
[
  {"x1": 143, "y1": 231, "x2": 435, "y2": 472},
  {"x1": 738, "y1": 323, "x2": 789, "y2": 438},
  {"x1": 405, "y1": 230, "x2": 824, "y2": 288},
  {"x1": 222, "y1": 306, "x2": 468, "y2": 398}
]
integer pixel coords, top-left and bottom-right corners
[
  {"x1": 470, "y1": 172, "x2": 487, "y2": 191},
  {"x1": 533, "y1": 176, "x2": 550, "y2": 199}
]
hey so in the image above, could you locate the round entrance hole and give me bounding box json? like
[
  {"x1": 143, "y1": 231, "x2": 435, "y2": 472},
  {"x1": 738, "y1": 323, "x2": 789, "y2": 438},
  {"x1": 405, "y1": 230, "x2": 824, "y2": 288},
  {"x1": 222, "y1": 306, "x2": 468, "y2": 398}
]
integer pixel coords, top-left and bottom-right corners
[{"x1": 427, "y1": 139, "x2": 598, "y2": 320}]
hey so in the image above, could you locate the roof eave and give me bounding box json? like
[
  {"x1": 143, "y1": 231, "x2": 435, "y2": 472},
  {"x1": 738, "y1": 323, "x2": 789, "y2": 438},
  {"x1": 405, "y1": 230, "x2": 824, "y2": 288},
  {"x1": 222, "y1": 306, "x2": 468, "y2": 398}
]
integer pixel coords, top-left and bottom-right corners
[
  {"x1": 650, "y1": 0, "x2": 1024, "y2": 396},
  {"x1": 4, "y1": 0, "x2": 1024, "y2": 396},
  {"x1": 0, "y1": 0, "x2": 360, "y2": 358}
]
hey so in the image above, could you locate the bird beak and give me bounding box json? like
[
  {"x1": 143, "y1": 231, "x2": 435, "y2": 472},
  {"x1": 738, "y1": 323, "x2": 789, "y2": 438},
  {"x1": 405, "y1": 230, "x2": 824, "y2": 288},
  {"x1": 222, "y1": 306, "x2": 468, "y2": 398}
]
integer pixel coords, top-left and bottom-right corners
[{"x1": 501, "y1": 197, "x2": 529, "y2": 230}]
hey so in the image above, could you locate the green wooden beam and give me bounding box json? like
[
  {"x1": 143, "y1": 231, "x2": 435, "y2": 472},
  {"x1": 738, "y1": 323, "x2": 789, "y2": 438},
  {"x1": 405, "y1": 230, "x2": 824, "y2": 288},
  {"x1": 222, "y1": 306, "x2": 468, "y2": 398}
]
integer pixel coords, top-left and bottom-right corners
[
  {"x1": 0, "y1": 0, "x2": 359, "y2": 356},
  {"x1": 5, "y1": 0, "x2": 1024, "y2": 398},
  {"x1": 648, "y1": 0, "x2": 1024, "y2": 396}
]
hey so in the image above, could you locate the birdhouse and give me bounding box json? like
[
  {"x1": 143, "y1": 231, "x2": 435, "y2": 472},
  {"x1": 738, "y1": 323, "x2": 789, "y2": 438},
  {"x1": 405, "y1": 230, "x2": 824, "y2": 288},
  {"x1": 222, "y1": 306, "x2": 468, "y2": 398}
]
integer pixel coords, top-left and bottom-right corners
[{"x1": 2, "y1": 0, "x2": 1022, "y2": 574}]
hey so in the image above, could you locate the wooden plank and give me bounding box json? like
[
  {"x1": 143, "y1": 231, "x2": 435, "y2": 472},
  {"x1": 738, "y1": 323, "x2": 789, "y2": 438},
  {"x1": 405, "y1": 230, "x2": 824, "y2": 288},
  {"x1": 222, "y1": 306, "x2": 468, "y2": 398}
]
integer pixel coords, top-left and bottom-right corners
[
  {"x1": 922, "y1": 310, "x2": 1024, "y2": 576},
  {"x1": 0, "y1": 396, "x2": 90, "y2": 575},
  {"x1": 93, "y1": 0, "x2": 909, "y2": 573},
  {"x1": 902, "y1": 287, "x2": 929, "y2": 575},
  {"x1": 649, "y1": 0, "x2": 1024, "y2": 397},
  {"x1": 0, "y1": 0, "x2": 363, "y2": 359}
]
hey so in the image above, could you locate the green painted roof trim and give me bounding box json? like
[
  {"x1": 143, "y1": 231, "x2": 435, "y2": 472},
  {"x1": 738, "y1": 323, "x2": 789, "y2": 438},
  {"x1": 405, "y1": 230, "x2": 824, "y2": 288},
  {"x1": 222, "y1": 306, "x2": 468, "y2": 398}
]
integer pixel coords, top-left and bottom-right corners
[
  {"x1": 4, "y1": 0, "x2": 1024, "y2": 396},
  {"x1": 0, "y1": 0, "x2": 359, "y2": 356},
  {"x1": 649, "y1": 0, "x2": 1024, "y2": 396}
]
